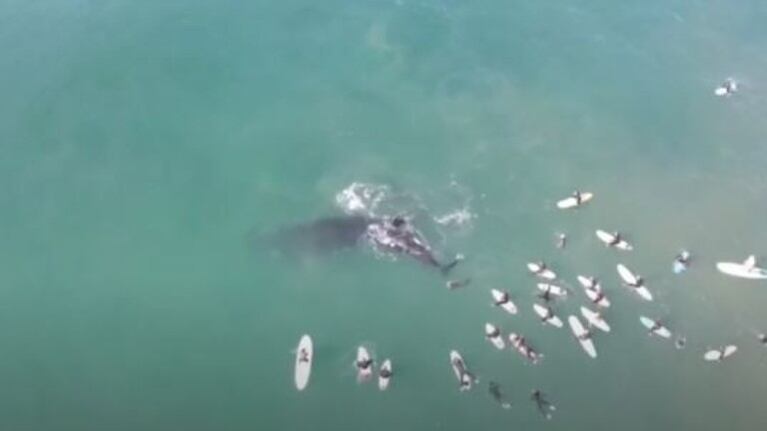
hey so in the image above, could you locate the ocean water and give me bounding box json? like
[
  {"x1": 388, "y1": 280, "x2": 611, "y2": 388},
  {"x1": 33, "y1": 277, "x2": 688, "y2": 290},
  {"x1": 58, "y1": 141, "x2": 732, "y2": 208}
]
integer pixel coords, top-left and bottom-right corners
[{"x1": 2, "y1": 0, "x2": 767, "y2": 430}]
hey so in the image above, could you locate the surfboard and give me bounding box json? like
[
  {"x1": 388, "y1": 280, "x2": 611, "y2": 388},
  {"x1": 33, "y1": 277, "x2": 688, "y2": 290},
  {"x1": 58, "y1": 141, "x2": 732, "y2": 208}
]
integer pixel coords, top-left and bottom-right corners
[
  {"x1": 716, "y1": 255, "x2": 767, "y2": 279},
  {"x1": 639, "y1": 316, "x2": 672, "y2": 338},
  {"x1": 533, "y1": 303, "x2": 563, "y2": 328},
  {"x1": 449, "y1": 350, "x2": 474, "y2": 391},
  {"x1": 537, "y1": 283, "x2": 567, "y2": 297},
  {"x1": 485, "y1": 323, "x2": 506, "y2": 349},
  {"x1": 491, "y1": 289, "x2": 518, "y2": 314},
  {"x1": 568, "y1": 315, "x2": 597, "y2": 358},
  {"x1": 556, "y1": 192, "x2": 593, "y2": 209},
  {"x1": 508, "y1": 333, "x2": 542, "y2": 364},
  {"x1": 704, "y1": 345, "x2": 738, "y2": 361},
  {"x1": 294, "y1": 335, "x2": 313, "y2": 391},
  {"x1": 580, "y1": 306, "x2": 610, "y2": 333},
  {"x1": 616, "y1": 264, "x2": 653, "y2": 301},
  {"x1": 577, "y1": 275, "x2": 599, "y2": 290},
  {"x1": 356, "y1": 346, "x2": 373, "y2": 382},
  {"x1": 378, "y1": 359, "x2": 392, "y2": 391},
  {"x1": 528, "y1": 262, "x2": 557, "y2": 280},
  {"x1": 595, "y1": 230, "x2": 633, "y2": 251},
  {"x1": 584, "y1": 287, "x2": 611, "y2": 307},
  {"x1": 714, "y1": 79, "x2": 737, "y2": 97}
]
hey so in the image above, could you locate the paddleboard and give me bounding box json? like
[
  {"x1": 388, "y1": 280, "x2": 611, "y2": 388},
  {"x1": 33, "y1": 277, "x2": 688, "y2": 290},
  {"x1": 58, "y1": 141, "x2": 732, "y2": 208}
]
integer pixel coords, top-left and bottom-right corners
[
  {"x1": 533, "y1": 303, "x2": 563, "y2": 328},
  {"x1": 449, "y1": 350, "x2": 474, "y2": 391},
  {"x1": 716, "y1": 256, "x2": 767, "y2": 279},
  {"x1": 491, "y1": 289, "x2": 518, "y2": 314},
  {"x1": 556, "y1": 191, "x2": 593, "y2": 209},
  {"x1": 595, "y1": 230, "x2": 633, "y2": 251},
  {"x1": 585, "y1": 287, "x2": 611, "y2": 308},
  {"x1": 639, "y1": 316, "x2": 672, "y2": 339},
  {"x1": 294, "y1": 335, "x2": 313, "y2": 391},
  {"x1": 568, "y1": 315, "x2": 597, "y2": 358},
  {"x1": 537, "y1": 283, "x2": 567, "y2": 297},
  {"x1": 356, "y1": 346, "x2": 373, "y2": 382},
  {"x1": 580, "y1": 306, "x2": 610, "y2": 333},
  {"x1": 617, "y1": 263, "x2": 653, "y2": 301},
  {"x1": 485, "y1": 323, "x2": 506, "y2": 349},
  {"x1": 528, "y1": 262, "x2": 557, "y2": 280},
  {"x1": 378, "y1": 359, "x2": 392, "y2": 391},
  {"x1": 704, "y1": 345, "x2": 738, "y2": 361}
]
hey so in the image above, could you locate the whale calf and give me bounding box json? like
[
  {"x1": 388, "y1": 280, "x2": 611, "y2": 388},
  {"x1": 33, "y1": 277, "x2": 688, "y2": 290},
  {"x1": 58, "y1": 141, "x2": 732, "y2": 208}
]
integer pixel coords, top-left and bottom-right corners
[{"x1": 258, "y1": 215, "x2": 460, "y2": 273}]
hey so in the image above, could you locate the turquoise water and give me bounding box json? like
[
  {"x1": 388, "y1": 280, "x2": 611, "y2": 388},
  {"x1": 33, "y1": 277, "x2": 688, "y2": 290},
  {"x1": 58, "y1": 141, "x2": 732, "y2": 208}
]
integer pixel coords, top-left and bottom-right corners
[{"x1": 2, "y1": 1, "x2": 767, "y2": 429}]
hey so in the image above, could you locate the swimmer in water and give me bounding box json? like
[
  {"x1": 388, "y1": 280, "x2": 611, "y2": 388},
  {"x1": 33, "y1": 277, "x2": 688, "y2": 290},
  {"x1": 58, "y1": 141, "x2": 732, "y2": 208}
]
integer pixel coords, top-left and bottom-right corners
[
  {"x1": 531, "y1": 389, "x2": 556, "y2": 419},
  {"x1": 446, "y1": 278, "x2": 471, "y2": 290},
  {"x1": 675, "y1": 336, "x2": 687, "y2": 350},
  {"x1": 488, "y1": 381, "x2": 512, "y2": 409},
  {"x1": 556, "y1": 233, "x2": 567, "y2": 249}
]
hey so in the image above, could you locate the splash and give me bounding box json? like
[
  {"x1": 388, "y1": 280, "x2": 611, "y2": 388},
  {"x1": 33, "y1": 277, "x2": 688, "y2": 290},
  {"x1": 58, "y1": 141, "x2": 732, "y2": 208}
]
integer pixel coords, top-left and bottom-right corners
[{"x1": 334, "y1": 182, "x2": 391, "y2": 216}]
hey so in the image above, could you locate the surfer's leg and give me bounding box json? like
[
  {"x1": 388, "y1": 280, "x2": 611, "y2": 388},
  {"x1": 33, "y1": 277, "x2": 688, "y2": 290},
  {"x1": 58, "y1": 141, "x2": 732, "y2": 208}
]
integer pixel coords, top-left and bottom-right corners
[{"x1": 440, "y1": 254, "x2": 464, "y2": 275}]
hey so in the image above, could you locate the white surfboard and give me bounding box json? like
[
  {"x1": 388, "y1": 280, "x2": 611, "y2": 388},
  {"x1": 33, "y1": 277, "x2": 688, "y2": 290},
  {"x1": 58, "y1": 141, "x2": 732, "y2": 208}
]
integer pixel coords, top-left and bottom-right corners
[
  {"x1": 378, "y1": 359, "x2": 392, "y2": 391},
  {"x1": 449, "y1": 350, "x2": 474, "y2": 391},
  {"x1": 533, "y1": 303, "x2": 563, "y2": 328},
  {"x1": 537, "y1": 283, "x2": 567, "y2": 297},
  {"x1": 585, "y1": 287, "x2": 611, "y2": 308},
  {"x1": 616, "y1": 264, "x2": 653, "y2": 301},
  {"x1": 528, "y1": 262, "x2": 557, "y2": 280},
  {"x1": 577, "y1": 275, "x2": 599, "y2": 290},
  {"x1": 580, "y1": 306, "x2": 610, "y2": 333},
  {"x1": 639, "y1": 316, "x2": 672, "y2": 339},
  {"x1": 508, "y1": 333, "x2": 542, "y2": 364},
  {"x1": 356, "y1": 346, "x2": 373, "y2": 382},
  {"x1": 491, "y1": 289, "x2": 518, "y2": 314},
  {"x1": 294, "y1": 335, "x2": 313, "y2": 391},
  {"x1": 596, "y1": 230, "x2": 633, "y2": 251},
  {"x1": 568, "y1": 315, "x2": 597, "y2": 358},
  {"x1": 716, "y1": 255, "x2": 767, "y2": 280},
  {"x1": 485, "y1": 323, "x2": 506, "y2": 349},
  {"x1": 704, "y1": 345, "x2": 738, "y2": 361},
  {"x1": 556, "y1": 191, "x2": 593, "y2": 209}
]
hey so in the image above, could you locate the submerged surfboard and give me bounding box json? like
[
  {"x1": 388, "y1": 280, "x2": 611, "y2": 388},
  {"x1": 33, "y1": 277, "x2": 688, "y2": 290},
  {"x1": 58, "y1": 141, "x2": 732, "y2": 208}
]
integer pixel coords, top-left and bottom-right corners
[
  {"x1": 378, "y1": 359, "x2": 392, "y2": 391},
  {"x1": 356, "y1": 346, "x2": 373, "y2": 382},
  {"x1": 485, "y1": 323, "x2": 506, "y2": 349}
]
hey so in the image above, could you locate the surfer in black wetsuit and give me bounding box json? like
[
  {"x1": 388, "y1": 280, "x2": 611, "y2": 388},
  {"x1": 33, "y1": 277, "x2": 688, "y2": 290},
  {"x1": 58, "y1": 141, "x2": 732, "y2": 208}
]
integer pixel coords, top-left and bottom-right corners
[
  {"x1": 531, "y1": 389, "x2": 555, "y2": 419},
  {"x1": 486, "y1": 326, "x2": 501, "y2": 339},
  {"x1": 572, "y1": 190, "x2": 582, "y2": 205},
  {"x1": 379, "y1": 366, "x2": 392, "y2": 379},
  {"x1": 494, "y1": 291, "x2": 510, "y2": 306},
  {"x1": 298, "y1": 348, "x2": 310, "y2": 363},
  {"x1": 608, "y1": 232, "x2": 622, "y2": 246},
  {"x1": 537, "y1": 289, "x2": 553, "y2": 303},
  {"x1": 356, "y1": 358, "x2": 373, "y2": 371},
  {"x1": 488, "y1": 381, "x2": 512, "y2": 409}
]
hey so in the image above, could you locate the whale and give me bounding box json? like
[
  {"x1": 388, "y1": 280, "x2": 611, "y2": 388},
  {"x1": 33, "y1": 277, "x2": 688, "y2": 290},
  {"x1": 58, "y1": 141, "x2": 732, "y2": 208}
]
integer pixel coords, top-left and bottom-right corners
[{"x1": 257, "y1": 215, "x2": 460, "y2": 273}]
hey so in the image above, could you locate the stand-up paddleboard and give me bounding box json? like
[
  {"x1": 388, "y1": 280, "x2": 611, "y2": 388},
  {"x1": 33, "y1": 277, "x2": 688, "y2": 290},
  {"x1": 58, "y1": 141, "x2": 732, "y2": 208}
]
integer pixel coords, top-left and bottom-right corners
[
  {"x1": 568, "y1": 315, "x2": 597, "y2": 358},
  {"x1": 485, "y1": 323, "x2": 506, "y2": 349},
  {"x1": 585, "y1": 287, "x2": 611, "y2": 308},
  {"x1": 294, "y1": 335, "x2": 313, "y2": 391},
  {"x1": 616, "y1": 264, "x2": 653, "y2": 301},
  {"x1": 537, "y1": 283, "x2": 567, "y2": 297},
  {"x1": 639, "y1": 316, "x2": 672, "y2": 339},
  {"x1": 714, "y1": 78, "x2": 738, "y2": 97},
  {"x1": 595, "y1": 230, "x2": 633, "y2": 251},
  {"x1": 716, "y1": 255, "x2": 767, "y2": 280},
  {"x1": 580, "y1": 306, "x2": 610, "y2": 333},
  {"x1": 533, "y1": 303, "x2": 563, "y2": 328},
  {"x1": 508, "y1": 333, "x2": 542, "y2": 364},
  {"x1": 704, "y1": 345, "x2": 738, "y2": 362},
  {"x1": 491, "y1": 289, "x2": 518, "y2": 314},
  {"x1": 378, "y1": 359, "x2": 392, "y2": 391},
  {"x1": 355, "y1": 346, "x2": 374, "y2": 382},
  {"x1": 528, "y1": 262, "x2": 557, "y2": 280},
  {"x1": 449, "y1": 350, "x2": 475, "y2": 391},
  {"x1": 556, "y1": 191, "x2": 593, "y2": 209}
]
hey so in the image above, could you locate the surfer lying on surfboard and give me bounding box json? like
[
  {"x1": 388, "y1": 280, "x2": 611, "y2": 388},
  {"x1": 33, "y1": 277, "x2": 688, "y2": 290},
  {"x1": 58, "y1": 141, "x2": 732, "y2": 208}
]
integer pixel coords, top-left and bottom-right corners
[{"x1": 531, "y1": 389, "x2": 556, "y2": 419}]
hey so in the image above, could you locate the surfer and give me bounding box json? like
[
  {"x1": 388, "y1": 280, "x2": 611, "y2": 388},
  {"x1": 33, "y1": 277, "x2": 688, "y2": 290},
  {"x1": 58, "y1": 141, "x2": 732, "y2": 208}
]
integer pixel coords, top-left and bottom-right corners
[
  {"x1": 608, "y1": 232, "x2": 622, "y2": 246},
  {"x1": 379, "y1": 365, "x2": 392, "y2": 379},
  {"x1": 486, "y1": 326, "x2": 501, "y2": 339},
  {"x1": 451, "y1": 356, "x2": 474, "y2": 390},
  {"x1": 758, "y1": 333, "x2": 767, "y2": 345},
  {"x1": 531, "y1": 389, "x2": 555, "y2": 419},
  {"x1": 356, "y1": 357, "x2": 374, "y2": 372},
  {"x1": 556, "y1": 233, "x2": 567, "y2": 249},
  {"x1": 673, "y1": 250, "x2": 691, "y2": 273},
  {"x1": 540, "y1": 305, "x2": 554, "y2": 322},
  {"x1": 298, "y1": 348, "x2": 310, "y2": 363},
  {"x1": 537, "y1": 289, "x2": 553, "y2": 303},
  {"x1": 572, "y1": 190, "x2": 582, "y2": 205},
  {"x1": 488, "y1": 381, "x2": 512, "y2": 409},
  {"x1": 494, "y1": 290, "x2": 511, "y2": 306},
  {"x1": 647, "y1": 320, "x2": 663, "y2": 334},
  {"x1": 675, "y1": 337, "x2": 687, "y2": 349}
]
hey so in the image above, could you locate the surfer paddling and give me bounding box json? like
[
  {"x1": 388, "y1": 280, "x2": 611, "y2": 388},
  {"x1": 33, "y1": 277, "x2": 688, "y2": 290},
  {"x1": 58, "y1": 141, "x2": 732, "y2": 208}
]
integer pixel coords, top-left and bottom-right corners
[{"x1": 531, "y1": 389, "x2": 556, "y2": 419}]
